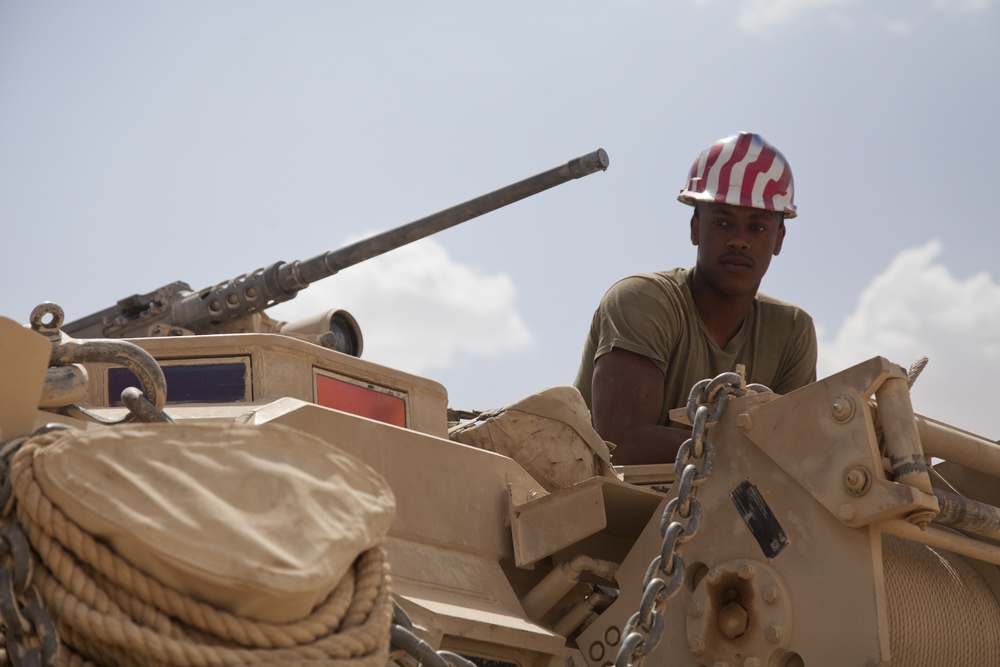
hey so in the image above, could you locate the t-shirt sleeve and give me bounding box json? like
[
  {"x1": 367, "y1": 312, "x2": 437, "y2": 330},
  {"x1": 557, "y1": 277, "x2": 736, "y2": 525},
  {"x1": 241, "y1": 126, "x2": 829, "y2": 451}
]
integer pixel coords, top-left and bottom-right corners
[
  {"x1": 769, "y1": 309, "x2": 818, "y2": 394},
  {"x1": 590, "y1": 275, "x2": 684, "y2": 376}
]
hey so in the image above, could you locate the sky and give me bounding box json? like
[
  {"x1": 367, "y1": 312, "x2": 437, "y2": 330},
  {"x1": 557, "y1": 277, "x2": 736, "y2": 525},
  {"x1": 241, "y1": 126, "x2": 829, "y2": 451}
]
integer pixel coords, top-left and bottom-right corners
[{"x1": 2, "y1": 1, "x2": 999, "y2": 439}]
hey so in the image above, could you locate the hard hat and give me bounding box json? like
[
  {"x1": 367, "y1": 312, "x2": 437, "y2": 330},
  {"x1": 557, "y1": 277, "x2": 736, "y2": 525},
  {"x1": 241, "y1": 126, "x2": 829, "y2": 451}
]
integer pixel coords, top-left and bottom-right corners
[{"x1": 678, "y1": 132, "x2": 797, "y2": 219}]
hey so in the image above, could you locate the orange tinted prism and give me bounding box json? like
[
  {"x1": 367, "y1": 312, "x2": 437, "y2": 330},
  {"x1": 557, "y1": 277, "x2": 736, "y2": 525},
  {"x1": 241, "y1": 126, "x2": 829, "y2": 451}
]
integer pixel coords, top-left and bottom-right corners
[{"x1": 315, "y1": 374, "x2": 406, "y2": 427}]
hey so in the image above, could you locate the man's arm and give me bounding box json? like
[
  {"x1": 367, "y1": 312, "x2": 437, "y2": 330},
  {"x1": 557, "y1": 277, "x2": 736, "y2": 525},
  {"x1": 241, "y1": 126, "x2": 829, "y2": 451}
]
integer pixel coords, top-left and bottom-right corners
[{"x1": 591, "y1": 348, "x2": 691, "y2": 465}]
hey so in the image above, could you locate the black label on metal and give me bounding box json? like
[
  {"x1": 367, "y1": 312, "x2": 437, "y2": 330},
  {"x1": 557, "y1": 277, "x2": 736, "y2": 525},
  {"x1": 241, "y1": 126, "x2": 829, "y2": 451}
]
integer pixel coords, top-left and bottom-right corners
[{"x1": 730, "y1": 479, "x2": 789, "y2": 559}]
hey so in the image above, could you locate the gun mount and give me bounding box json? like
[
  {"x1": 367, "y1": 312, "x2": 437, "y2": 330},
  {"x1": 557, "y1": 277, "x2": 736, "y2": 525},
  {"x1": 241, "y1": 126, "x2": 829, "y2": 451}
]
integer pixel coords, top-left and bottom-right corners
[{"x1": 61, "y1": 148, "x2": 609, "y2": 353}]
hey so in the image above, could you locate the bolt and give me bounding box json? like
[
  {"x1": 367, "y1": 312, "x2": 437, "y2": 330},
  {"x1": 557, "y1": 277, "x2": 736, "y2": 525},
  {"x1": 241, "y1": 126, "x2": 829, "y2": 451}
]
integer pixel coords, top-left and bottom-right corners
[
  {"x1": 845, "y1": 466, "x2": 871, "y2": 496},
  {"x1": 738, "y1": 562, "x2": 755, "y2": 580},
  {"x1": 718, "y1": 602, "x2": 749, "y2": 639},
  {"x1": 706, "y1": 569, "x2": 723, "y2": 585},
  {"x1": 689, "y1": 639, "x2": 706, "y2": 656},
  {"x1": 839, "y1": 504, "x2": 858, "y2": 521},
  {"x1": 737, "y1": 413, "x2": 753, "y2": 429},
  {"x1": 831, "y1": 396, "x2": 855, "y2": 422},
  {"x1": 744, "y1": 659, "x2": 761, "y2": 667},
  {"x1": 688, "y1": 600, "x2": 704, "y2": 617},
  {"x1": 765, "y1": 624, "x2": 783, "y2": 643},
  {"x1": 762, "y1": 586, "x2": 779, "y2": 603},
  {"x1": 713, "y1": 662, "x2": 730, "y2": 667}
]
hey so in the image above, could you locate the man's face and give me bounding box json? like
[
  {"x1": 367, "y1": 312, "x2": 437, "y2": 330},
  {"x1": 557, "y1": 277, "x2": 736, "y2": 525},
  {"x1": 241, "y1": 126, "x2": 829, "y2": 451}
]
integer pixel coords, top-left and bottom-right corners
[{"x1": 690, "y1": 202, "x2": 786, "y2": 298}]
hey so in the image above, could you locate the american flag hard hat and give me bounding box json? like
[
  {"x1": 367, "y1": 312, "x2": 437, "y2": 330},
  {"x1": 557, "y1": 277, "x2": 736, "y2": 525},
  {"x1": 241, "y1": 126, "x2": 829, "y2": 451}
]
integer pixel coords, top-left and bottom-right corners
[{"x1": 677, "y1": 132, "x2": 797, "y2": 219}]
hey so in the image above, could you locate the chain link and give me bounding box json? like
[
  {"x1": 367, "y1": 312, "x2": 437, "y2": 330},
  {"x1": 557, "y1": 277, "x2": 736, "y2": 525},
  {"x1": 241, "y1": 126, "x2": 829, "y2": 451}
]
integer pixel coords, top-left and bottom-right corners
[
  {"x1": 388, "y1": 602, "x2": 477, "y2": 667},
  {"x1": 614, "y1": 372, "x2": 761, "y2": 667}
]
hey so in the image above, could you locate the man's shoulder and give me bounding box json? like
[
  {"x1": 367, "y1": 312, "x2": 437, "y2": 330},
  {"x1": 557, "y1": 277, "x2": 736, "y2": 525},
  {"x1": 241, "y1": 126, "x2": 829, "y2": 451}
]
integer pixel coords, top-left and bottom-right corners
[
  {"x1": 607, "y1": 267, "x2": 690, "y2": 295},
  {"x1": 754, "y1": 291, "x2": 815, "y2": 327}
]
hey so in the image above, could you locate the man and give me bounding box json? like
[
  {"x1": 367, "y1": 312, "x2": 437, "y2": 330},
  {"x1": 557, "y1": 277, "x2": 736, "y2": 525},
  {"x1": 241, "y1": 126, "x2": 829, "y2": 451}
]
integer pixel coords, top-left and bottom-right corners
[{"x1": 574, "y1": 131, "x2": 817, "y2": 465}]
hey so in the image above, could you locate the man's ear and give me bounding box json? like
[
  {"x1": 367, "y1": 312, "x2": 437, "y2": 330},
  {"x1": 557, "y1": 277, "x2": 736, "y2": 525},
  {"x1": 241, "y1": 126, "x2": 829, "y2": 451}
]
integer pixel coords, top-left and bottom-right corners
[
  {"x1": 690, "y1": 214, "x2": 699, "y2": 245},
  {"x1": 772, "y1": 223, "x2": 786, "y2": 256}
]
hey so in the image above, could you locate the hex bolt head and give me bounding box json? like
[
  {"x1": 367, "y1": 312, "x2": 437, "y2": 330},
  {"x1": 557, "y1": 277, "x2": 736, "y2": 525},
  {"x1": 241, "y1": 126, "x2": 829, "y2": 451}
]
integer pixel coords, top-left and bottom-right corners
[
  {"x1": 738, "y1": 562, "x2": 755, "y2": 580},
  {"x1": 718, "y1": 602, "x2": 749, "y2": 639},
  {"x1": 744, "y1": 658, "x2": 761, "y2": 667},
  {"x1": 765, "y1": 624, "x2": 783, "y2": 643},
  {"x1": 839, "y1": 504, "x2": 858, "y2": 521},
  {"x1": 737, "y1": 413, "x2": 753, "y2": 429},
  {"x1": 690, "y1": 639, "x2": 706, "y2": 656},
  {"x1": 762, "y1": 586, "x2": 779, "y2": 603},
  {"x1": 705, "y1": 569, "x2": 723, "y2": 585},
  {"x1": 688, "y1": 600, "x2": 704, "y2": 617}
]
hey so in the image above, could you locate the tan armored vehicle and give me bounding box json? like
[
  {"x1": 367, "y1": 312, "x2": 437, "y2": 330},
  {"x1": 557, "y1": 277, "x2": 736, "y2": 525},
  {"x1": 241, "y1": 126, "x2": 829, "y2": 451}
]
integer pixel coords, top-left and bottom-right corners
[{"x1": 3, "y1": 148, "x2": 1000, "y2": 666}]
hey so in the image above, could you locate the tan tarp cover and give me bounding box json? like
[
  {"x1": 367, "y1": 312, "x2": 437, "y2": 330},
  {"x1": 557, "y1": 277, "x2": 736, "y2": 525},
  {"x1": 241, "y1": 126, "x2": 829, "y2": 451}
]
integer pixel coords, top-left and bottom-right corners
[
  {"x1": 32, "y1": 422, "x2": 395, "y2": 624},
  {"x1": 450, "y1": 385, "x2": 619, "y2": 491}
]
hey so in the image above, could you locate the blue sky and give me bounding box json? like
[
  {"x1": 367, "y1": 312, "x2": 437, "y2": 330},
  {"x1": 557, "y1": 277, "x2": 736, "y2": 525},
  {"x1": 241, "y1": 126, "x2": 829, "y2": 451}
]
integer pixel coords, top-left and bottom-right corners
[{"x1": 2, "y1": 1, "x2": 999, "y2": 436}]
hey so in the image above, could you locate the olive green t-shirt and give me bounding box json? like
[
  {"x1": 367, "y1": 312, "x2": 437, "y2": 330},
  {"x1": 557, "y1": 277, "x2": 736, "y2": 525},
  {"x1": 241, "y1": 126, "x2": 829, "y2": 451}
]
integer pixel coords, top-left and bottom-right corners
[{"x1": 574, "y1": 268, "x2": 817, "y2": 427}]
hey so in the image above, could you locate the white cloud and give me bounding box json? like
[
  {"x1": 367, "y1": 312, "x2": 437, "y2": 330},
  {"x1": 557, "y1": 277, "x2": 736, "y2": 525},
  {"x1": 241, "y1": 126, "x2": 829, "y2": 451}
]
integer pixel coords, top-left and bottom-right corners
[
  {"x1": 932, "y1": 0, "x2": 1000, "y2": 12},
  {"x1": 737, "y1": 0, "x2": 854, "y2": 33},
  {"x1": 885, "y1": 19, "x2": 915, "y2": 34},
  {"x1": 818, "y1": 240, "x2": 1000, "y2": 438},
  {"x1": 737, "y1": 0, "x2": 995, "y2": 35},
  {"x1": 268, "y1": 236, "x2": 532, "y2": 375}
]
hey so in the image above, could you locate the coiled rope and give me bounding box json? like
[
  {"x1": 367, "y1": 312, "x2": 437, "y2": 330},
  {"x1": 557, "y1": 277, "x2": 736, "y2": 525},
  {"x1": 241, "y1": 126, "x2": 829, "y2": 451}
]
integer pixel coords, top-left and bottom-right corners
[{"x1": 3, "y1": 430, "x2": 393, "y2": 667}]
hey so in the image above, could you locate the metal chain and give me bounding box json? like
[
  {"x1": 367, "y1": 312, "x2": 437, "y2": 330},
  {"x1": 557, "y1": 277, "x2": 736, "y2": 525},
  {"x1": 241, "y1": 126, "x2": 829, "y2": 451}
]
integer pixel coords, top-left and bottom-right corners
[
  {"x1": 614, "y1": 372, "x2": 758, "y2": 667},
  {"x1": 387, "y1": 602, "x2": 477, "y2": 667},
  {"x1": 0, "y1": 434, "x2": 61, "y2": 667}
]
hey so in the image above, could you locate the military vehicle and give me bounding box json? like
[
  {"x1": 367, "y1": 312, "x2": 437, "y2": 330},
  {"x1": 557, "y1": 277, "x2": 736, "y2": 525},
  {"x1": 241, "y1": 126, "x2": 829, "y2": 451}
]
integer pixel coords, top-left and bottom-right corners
[{"x1": 3, "y1": 147, "x2": 1000, "y2": 667}]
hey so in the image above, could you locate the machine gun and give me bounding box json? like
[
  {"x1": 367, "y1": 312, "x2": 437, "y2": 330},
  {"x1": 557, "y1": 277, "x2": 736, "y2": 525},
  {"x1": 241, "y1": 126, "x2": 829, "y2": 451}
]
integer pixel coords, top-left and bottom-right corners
[{"x1": 62, "y1": 149, "x2": 609, "y2": 355}]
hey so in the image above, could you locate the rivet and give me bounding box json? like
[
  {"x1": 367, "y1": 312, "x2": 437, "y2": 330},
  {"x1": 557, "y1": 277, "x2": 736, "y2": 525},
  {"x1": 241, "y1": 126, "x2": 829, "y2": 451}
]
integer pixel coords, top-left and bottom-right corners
[
  {"x1": 737, "y1": 413, "x2": 753, "y2": 429},
  {"x1": 839, "y1": 504, "x2": 858, "y2": 521}
]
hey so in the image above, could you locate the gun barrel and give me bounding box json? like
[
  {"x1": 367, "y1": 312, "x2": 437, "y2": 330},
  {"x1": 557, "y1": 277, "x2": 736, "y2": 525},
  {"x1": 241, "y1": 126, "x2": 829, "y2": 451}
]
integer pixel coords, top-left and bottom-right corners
[
  {"x1": 289, "y1": 148, "x2": 609, "y2": 288},
  {"x1": 62, "y1": 149, "x2": 608, "y2": 338}
]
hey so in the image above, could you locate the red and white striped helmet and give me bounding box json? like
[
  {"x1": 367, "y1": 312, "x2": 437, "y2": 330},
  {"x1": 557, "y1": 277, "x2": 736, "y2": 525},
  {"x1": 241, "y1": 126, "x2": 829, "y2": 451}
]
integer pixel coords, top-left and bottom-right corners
[{"x1": 678, "y1": 132, "x2": 797, "y2": 219}]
